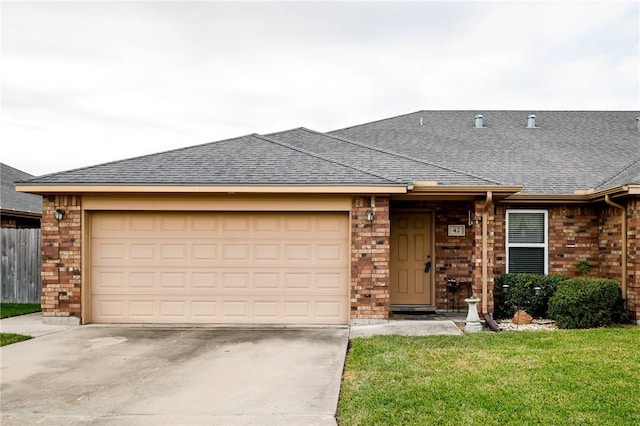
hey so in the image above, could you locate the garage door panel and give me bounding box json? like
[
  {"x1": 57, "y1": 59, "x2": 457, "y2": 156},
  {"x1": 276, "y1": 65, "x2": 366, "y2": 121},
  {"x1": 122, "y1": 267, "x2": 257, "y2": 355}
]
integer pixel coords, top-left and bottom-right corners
[
  {"x1": 192, "y1": 301, "x2": 217, "y2": 319},
  {"x1": 192, "y1": 272, "x2": 217, "y2": 289},
  {"x1": 191, "y1": 244, "x2": 218, "y2": 261},
  {"x1": 221, "y1": 272, "x2": 250, "y2": 289},
  {"x1": 254, "y1": 273, "x2": 279, "y2": 288},
  {"x1": 130, "y1": 244, "x2": 155, "y2": 260},
  {"x1": 91, "y1": 212, "x2": 348, "y2": 324},
  {"x1": 222, "y1": 245, "x2": 250, "y2": 261}
]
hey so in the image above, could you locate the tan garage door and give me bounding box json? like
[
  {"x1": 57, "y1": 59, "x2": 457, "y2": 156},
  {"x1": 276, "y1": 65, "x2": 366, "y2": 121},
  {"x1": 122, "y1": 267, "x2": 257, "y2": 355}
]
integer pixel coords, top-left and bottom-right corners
[{"x1": 90, "y1": 211, "x2": 349, "y2": 324}]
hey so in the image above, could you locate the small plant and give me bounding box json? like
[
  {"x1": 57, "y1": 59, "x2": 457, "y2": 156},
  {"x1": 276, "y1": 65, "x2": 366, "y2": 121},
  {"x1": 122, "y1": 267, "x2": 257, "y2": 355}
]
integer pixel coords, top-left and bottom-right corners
[
  {"x1": 574, "y1": 260, "x2": 592, "y2": 276},
  {"x1": 548, "y1": 278, "x2": 629, "y2": 329},
  {"x1": 494, "y1": 273, "x2": 567, "y2": 319}
]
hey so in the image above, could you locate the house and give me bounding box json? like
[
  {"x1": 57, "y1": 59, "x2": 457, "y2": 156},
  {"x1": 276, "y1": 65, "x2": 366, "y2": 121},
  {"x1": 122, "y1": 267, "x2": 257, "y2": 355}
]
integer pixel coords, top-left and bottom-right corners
[
  {"x1": 16, "y1": 111, "x2": 640, "y2": 326},
  {"x1": 1, "y1": 163, "x2": 42, "y2": 228}
]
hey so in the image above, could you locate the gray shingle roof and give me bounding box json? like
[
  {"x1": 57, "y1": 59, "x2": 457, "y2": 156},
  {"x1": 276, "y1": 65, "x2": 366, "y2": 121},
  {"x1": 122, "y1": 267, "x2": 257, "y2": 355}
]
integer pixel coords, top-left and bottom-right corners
[
  {"x1": 18, "y1": 111, "x2": 640, "y2": 195},
  {"x1": 266, "y1": 128, "x2": 500, "y2": 186},
  {"x1": 1, "y1": 163, "x2": 42, "y2": 214},
  {"x1": 330, "y1": 111, "x2": 640, "y2": 194},
  {"x1": 21, "y1": 134, "x2": 401, "y2": 186},
  {"x1": 596, "y1": 158, "x2": 640, "y2": 190}
]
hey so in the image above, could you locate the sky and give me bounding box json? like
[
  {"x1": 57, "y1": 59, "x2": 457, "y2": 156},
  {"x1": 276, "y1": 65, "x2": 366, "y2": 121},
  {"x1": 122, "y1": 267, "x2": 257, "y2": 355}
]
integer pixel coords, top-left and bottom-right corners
[{"x1": 1, "y1": 0, "x2": 639, "y2": 177}]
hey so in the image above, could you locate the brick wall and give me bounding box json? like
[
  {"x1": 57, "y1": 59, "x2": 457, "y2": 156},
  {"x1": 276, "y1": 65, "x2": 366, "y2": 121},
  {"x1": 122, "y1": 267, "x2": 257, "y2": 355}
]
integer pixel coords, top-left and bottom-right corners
[
  {"x1": 433, "y1": 202, "x2": 475, "y2": 311},
  {"x1": 599, "y1": 205, "x2": 623, "y2": 280},
  {"x1": 350, "y1": 196, "x2": 390, "y2": 322},
  {"x1": 41, "y1": 195, "x2": 82, "y2": 323},
  {"x1": 549, "y1": 206, "x2": 599, "y2": 275},
  {"x1": 1, "y1": 217, "x2": 17, "y2": 228}
]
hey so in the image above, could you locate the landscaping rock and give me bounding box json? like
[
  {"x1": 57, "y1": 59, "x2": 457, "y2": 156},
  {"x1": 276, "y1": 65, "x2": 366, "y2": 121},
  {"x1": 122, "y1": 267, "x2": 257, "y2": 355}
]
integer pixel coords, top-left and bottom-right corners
[
  {"x1": 512, "y1": 309, "x2": 533, "y2": 325},
  {"x1": 498, "y1": 319, "x2": 557, "y2": 331}
]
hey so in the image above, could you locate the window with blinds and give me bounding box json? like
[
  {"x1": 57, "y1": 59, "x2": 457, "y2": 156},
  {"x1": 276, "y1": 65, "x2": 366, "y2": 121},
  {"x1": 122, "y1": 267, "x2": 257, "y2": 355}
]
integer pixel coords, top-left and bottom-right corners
[{"x1": 506, "y1": 210, "x2": 548, "y2": 274}]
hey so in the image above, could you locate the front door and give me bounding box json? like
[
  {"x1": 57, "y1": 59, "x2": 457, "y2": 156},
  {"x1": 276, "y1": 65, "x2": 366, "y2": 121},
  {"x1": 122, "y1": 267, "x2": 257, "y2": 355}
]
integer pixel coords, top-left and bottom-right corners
[{"x1": 390, "y1": 212, "x2": 433, "y2": 305}]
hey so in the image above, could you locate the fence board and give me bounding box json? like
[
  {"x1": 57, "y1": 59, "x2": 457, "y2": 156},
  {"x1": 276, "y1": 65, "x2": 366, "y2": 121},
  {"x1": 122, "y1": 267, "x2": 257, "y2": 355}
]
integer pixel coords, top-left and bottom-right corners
[{"x1": 1, "y1": 228, "x2": 42, "y2": 303}]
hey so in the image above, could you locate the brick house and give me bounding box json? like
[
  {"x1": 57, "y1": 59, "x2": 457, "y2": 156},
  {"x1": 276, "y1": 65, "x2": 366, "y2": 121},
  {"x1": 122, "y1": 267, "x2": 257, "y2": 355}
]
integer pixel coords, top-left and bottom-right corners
[{"x1": 17, "y1": 111, "x2": 640, "y2": 325}]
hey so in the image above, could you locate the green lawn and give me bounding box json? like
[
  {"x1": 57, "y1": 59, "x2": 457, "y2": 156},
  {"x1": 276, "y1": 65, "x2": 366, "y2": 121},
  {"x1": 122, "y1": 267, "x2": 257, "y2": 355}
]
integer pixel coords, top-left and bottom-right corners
[
  {"x1": 339, "y1": 328, "x2": 640, "y2": 426},
  {"x1": 0, "y1": 333, "x2": 31, "y2": 346},
  {"x1": 0, "y1": 303, "x2": 41, "y2": 346},
  {"x1": 0, "y1": 303, "x2": 41, "y2": 319}
]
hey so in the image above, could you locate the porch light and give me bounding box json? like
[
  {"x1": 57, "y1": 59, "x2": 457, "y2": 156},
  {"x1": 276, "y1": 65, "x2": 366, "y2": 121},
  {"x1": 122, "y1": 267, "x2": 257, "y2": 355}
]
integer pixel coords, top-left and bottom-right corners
[
  {"x1": 365, "y1": 210, "x2": 374, "y2": 221},
  {"x1": 53, "y1": 208, "x2": 65, "y2": 221}
]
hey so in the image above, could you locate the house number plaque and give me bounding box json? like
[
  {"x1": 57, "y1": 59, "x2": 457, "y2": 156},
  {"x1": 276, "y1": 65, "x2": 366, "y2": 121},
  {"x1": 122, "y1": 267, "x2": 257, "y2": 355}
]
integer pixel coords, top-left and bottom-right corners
[{"x1": 448, "y1": 224, "x2": 465, "y2": 236}]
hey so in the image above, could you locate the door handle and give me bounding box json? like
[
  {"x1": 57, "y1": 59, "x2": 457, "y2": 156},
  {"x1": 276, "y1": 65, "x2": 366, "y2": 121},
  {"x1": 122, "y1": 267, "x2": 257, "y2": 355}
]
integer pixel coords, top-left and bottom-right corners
[{"x1": 424, "y1": 261, "x2": 432, "y2": 273}]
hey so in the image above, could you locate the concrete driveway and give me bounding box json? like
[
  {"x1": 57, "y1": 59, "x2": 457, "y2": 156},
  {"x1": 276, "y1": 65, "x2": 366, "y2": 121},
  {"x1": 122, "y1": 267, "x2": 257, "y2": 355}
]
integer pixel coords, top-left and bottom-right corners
[{"x1": 0, "y1": 326, "x2": 349, "y2": 425}]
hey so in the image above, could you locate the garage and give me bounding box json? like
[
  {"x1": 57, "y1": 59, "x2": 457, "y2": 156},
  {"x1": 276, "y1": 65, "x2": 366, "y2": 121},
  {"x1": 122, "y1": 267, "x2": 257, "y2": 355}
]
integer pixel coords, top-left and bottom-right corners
[{"x1": 90, "y1": 211, "x2": 349, "y2": 324}]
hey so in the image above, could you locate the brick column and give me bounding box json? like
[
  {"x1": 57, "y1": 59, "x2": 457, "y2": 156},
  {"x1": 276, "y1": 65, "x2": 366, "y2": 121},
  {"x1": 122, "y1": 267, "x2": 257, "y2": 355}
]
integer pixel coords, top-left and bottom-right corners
[
  {"x1": 350, "y1": 196, "x2": 390, "y2": 324},
  {"x1": 41, "y1": 195, "x2": 82, "y2": 325}
]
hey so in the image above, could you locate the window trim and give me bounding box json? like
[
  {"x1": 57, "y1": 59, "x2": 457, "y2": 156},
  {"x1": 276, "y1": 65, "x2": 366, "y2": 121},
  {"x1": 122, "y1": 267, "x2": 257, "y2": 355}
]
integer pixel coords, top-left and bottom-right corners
[{"x1": 506, "y1": 209, "x2": 548, "y2": 275}]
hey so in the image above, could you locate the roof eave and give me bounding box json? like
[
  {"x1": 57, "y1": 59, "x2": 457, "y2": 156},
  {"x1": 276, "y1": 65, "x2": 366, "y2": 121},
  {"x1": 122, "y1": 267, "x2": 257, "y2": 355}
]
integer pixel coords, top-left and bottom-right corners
[
  {"x1": 407, "y1": 183, "x2": 523, "y2": 200},
  {"x1": 0, "y1": 208, "x2": 43, "y2": 219},
  {"x1": 504, "y1": 185, "x2": 639, "y2": 204},
  {"x1": 15, "y1": 183, "x2": 408, "y2": 195}
]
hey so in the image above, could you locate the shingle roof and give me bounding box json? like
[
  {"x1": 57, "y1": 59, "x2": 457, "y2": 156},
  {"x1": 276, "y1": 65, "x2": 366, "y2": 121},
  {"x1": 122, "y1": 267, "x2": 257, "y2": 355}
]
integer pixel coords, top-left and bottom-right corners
[
  {"x1": 596, "y1": 158, "x2": 640, "y2": 190},
  {"x1": 266, "y1": 128, "x2": 500, "y2": 186},
  {"x1": 330, "y1": 111, "x2": 640, "y2": 194},
  {"x1": 21, "y1": 134, "x2": 402, "y2": 186},
  {"x1": 1, "y1": 163, "x2": 42, "y2": 214},
  {"x1": 19, "y1": 111, "x2": 640, "y2": 195}
]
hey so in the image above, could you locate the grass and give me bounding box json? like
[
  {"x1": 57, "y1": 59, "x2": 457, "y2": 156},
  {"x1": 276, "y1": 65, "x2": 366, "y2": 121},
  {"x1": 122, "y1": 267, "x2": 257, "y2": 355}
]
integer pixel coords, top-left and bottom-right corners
[
  {"x1": 0, "y1": 303, "x2": 40, "y2": 346},
  {"x1": 0, "y1": 333, "x2": 31, "y2": 346},
  {"x1": 0, "y1": 303, "x2": 41, "y2": 319},
  {"x1": 338, "y1": 328, "x2": 640, "y2": 426}
]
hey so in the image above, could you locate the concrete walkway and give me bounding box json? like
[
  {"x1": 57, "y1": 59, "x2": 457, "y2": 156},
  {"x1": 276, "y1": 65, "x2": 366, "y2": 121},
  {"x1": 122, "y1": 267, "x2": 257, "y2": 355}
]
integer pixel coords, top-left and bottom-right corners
[
  {"x1": 349, "y1": 319, "x2": 463, "y2": 338},
  {"x1": 0, "y1": 312, "x2": 77, "y2": 337}
]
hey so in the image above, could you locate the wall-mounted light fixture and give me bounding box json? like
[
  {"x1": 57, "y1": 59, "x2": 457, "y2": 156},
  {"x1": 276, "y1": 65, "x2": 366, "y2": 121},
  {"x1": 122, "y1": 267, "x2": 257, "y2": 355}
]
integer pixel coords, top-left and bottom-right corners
[
  {"x1": 365, "y1": 210, "x2": 374, "y2": 221},
  {"x1": 53, "y1": 208, "x2": 65, "y2": 221}
]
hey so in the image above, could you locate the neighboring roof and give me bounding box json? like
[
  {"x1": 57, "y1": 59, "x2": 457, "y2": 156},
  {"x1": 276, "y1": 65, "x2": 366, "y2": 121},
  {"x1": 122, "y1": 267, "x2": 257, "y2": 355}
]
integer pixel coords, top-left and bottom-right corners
[
  {"x1": 19, "y1": 134, "x2": 402, "y2": 187},
  {"x1": 330, "y1": 111, "x2": 640, "y2": 195},
  {"x1": 0, "y1": 163, "x2": 42, "y2": 214}
]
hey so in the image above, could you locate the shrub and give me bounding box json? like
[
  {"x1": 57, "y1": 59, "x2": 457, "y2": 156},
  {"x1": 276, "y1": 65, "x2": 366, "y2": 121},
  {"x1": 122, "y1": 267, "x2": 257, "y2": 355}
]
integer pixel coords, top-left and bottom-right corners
[
  {"x1": 494, "y1": 274, "x2": 568, "y2": 319},
  {"x1": 548, "y1": 278, "x2": 629, "y2": 329}
]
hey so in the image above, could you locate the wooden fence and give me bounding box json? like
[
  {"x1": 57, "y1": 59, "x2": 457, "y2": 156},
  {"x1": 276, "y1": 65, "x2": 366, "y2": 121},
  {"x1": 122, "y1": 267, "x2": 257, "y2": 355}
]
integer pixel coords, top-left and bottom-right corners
[{"x1": 1, "y1": 228, "x2": 41, "y2": 303}]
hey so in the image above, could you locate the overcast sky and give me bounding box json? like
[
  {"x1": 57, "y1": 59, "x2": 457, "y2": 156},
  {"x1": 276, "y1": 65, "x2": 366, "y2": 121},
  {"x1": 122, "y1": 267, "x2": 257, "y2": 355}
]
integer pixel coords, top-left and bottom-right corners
[{"x1": 2, "y1": 0, "x2": 639, "y2": 177}]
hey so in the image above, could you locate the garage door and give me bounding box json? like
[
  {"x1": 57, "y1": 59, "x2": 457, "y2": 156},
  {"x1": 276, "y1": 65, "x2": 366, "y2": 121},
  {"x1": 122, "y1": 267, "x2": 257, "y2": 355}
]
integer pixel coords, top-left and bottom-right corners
[{"x1": 90, "y1": 211, "x2": 349, "y2": 324}]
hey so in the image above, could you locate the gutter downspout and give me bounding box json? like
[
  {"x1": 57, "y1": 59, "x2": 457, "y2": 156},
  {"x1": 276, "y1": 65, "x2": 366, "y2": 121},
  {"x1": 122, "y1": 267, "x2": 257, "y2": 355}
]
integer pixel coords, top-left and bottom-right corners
[
  {"x1": 604, "y1": 195, "x2": 627, "y2": 298},
  {"x1": 482, "y1": 191, "x2": 493, "y2": 314}
]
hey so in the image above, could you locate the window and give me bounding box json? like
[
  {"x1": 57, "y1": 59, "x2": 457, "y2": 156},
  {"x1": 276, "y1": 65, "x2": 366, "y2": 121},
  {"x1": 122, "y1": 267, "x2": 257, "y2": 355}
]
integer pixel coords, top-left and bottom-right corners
[{"x1": 506, "y1": 210, "x2": 548, "y2": 274}]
